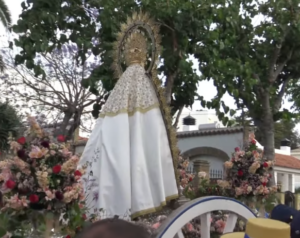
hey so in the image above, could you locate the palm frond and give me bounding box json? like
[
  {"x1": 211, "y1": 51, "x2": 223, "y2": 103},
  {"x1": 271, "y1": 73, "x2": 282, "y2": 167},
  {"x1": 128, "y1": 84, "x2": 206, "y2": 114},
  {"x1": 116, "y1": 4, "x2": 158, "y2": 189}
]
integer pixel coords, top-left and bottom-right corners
[{"x1": 0, "y1": 0, "x2": 11, "y2": 29}]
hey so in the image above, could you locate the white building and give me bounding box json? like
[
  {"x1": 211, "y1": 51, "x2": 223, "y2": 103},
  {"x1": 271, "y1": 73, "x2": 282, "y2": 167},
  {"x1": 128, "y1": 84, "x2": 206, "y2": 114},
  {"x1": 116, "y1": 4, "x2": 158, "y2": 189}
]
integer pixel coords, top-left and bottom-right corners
[{"x1": 176, "y1": 109, "x2": 223, "y2": 132}]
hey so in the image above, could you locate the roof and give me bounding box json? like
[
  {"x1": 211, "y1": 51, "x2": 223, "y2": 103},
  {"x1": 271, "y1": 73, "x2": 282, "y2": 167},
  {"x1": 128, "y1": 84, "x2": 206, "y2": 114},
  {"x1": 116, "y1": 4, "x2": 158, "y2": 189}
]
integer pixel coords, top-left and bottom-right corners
[
  {"x1": 275, "y1": 153, "x2": 300, "y2": 169},
  {"x1": 78, "y1": 136, "x2": 88, "y2": 141},
  {"x1": 177, "y1": 127, "x2": 244, "y2": 138}
]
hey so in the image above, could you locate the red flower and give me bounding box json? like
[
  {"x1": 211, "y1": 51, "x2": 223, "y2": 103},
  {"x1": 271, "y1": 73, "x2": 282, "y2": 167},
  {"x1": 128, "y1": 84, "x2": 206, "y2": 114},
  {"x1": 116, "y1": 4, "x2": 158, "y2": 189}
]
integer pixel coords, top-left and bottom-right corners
[
  {"x1": 41, "y1": 141, "x2": 50, "y2": 148},
  {"x1": 189, "y1": 177, "x2": 193, "y2": 182},
  {"x1": 65, "y1": 236, "x2": 71, "y2": 238},
  {"x1": 237, "y1": 170, "x2": 243, "y2": 176},
  {"x1": 251, "y1": 139, "x2": 256, "y2": 145},
  {"x1": 17, "y1": 149, "x2": 26, "y2": 159},
  {"x1": 57, "y1": 135, "x2": 65, "y2": 142},
  {"x1": 74, "y1": 170, "x2": 82, "y2": 177},
  {"x1": 263, "y1": 162, "x2": 268, "y2": 168},
  {"x1": 55, "y1": 191, "x2": 64, "y2": 200},
  {"x1": 17, "y1": 137, "x2": 26, "y2": 145},
  {"x1": 234, "y1": 147, "x2": 240, "y2": 152},
  {"x1": 5, "y1": 180, "x2": 16, "y2": 189},
  {"x1": 29, "y1": 194, "x2": 39, "y2": 203},
  {"x1": 52, "y1": 165, "x2": 62, "y2": 174},
  {"x1": 262, "y1": 182, "x2": 267, "y2": 187},
  {"x1": 82, "y1": 214, "x2": 87, "y2": 220}
]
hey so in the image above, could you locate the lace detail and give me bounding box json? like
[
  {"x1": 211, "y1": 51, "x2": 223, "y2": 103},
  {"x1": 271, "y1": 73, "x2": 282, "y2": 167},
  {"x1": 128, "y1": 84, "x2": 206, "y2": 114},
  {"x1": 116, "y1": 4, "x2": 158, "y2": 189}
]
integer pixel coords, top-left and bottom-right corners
[{"x1": 99, "y1": 64, "x2": 159, "y2": 118}]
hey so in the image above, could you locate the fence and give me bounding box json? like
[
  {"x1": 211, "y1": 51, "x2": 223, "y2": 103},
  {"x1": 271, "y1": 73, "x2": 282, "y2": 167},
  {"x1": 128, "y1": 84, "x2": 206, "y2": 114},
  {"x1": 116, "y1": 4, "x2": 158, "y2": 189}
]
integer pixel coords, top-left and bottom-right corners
[{"x1": 186, "y1": 167, "x2": 224, "y2": 180}]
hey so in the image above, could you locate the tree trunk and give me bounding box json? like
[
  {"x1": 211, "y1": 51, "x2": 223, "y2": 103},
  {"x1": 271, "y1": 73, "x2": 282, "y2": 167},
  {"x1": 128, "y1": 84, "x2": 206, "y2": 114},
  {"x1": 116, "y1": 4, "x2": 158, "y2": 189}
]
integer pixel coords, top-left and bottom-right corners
[
  {"x1": 164, "y1": 72, "x2": 177, "y2": 104},
  {"x1": 66, "y1": 110, "x2": 82, "y2": 140},
  {"x1": 259, "y1": 93, "x2": 276, "y2": 186},
  {"x1": 173, "y1": 106, "x2": 183, "y2": 128},
  {"x1": 53, "y1": 112, "x2": 73, "y2": 138}
]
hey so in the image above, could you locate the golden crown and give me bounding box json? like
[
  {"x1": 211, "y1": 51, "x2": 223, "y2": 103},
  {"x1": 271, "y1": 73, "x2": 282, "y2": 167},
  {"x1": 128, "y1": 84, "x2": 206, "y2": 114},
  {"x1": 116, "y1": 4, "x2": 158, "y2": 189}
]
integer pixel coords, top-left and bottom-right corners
[
  {"x1": 124, "y1": 30, "x2": 147, "y2": 66},
  {"x1": 111, "y1": 11, "x2": 161, "y2": 79}
]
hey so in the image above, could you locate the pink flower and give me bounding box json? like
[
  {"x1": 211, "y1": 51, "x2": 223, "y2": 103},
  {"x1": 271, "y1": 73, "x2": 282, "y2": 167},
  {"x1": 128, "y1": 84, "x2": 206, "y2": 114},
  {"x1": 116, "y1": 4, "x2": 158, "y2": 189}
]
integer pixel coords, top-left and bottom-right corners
[
  {"x1": 10, "y1": 141, "x2": 21, "y2": 151},
  {"x1": 28, "y1": 146, "x2": 48, "y2": 159},
  {"x1": 61, "y1": 148, "x2": 71, "y2": 157},
  {"x1": 152, "y1": 222, "x2": 161, "y2": 229},
  {"x1": 224, "y1": 161, "x2": 233, "y2": 169},
  {"x1": 215, "y1": 220, "x2": 226, "y2": 233},
  {"x1": 186, "y1": 223, "x2": 194, "y2": 232},
  {"x1": 70, "y1": 155, "x2": 79, "y2": 163},
  {"x1": 235, "y1": 187, "x2": 243, "y2": 196},
  {"x1": 249, "y1": 132, "x2": 255, "y2": 140},
  {"x1": 5, "y1": 194, "x2": 28, "y2": 210},
  {"x1": 45, "y1": 189, "x2": 55, "y2": 201}
]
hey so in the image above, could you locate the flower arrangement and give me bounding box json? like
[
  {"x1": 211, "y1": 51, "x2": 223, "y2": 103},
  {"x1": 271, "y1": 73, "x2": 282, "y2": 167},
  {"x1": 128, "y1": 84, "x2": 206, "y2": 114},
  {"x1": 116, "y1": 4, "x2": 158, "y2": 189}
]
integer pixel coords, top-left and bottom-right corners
[
  {"x1": 217, "y1": 133, "x2": 277, "y2": 211},
  {"x1": 0, "y1": 115, "x2": 92, "y2": 238},
  {"x1": 178, "y1": 155, "x2": 195, "y2": 190}
]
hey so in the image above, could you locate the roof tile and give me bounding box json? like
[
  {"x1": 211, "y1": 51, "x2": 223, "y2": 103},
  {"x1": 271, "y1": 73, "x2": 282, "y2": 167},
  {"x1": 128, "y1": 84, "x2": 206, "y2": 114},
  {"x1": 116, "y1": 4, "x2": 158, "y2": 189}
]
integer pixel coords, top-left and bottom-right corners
[
  {"x1": 275, "y1": 153, "x2": 300, "y2": 169},
  {"x1": 177, "y1": 127, "x2": 244, "y2": 138}
]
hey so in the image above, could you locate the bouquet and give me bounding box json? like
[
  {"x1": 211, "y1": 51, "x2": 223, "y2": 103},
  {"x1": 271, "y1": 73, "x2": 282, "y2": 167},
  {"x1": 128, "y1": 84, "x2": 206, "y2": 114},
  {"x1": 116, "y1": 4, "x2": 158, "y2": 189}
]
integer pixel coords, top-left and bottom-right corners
[
  {"x1": 0, "y1": 115, "x2": 91, "y2": 237},
  {"x1": 217, "y1": 133, "x2": 277, "y2": 211}
]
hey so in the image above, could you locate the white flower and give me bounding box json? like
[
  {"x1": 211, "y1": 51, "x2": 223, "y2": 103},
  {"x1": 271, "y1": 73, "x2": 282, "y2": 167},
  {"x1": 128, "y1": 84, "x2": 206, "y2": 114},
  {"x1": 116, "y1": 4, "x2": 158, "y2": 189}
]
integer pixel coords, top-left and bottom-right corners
[{"x1": 198, "y1": 171, "x2": 207, "y2": 178}]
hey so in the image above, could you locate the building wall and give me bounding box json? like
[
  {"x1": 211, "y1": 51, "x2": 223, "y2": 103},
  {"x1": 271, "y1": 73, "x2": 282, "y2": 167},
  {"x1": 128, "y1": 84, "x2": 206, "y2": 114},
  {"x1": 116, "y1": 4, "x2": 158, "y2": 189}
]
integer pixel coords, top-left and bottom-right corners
[
  {"x1": 295, "y1": 175, "x2": 300, "y2": 188},
  {"x1": 177, "y1": 110, "x2": 223, "y2": 132},
  {"x1": 187, "y1": 154, "x2": 226, "y2": 172},
  {"x1": 177, "y1": 132, "x2": 244, "y2": 159}
]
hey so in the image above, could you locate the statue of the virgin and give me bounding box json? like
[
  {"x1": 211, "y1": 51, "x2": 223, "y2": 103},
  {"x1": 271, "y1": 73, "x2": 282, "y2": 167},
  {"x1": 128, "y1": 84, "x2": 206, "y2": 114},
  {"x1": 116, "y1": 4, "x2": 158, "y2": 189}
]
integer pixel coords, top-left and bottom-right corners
[{"x1": 78, "y1": 12, "x2": 179, "y2": 220}]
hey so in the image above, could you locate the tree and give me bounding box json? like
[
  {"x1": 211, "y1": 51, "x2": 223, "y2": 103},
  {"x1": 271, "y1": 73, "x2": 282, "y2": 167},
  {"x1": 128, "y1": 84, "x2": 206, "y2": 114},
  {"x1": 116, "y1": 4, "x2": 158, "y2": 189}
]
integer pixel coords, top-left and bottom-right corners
[
  {"x1": 0, "y1": 43, "x2": 106, "y2": 139},
  {"x1": 0, "y1": 0, "x2": 12, "y2": 71},
  {"x1": 0, "y1": 102, "x2": 22, "y2": 151},
  {"x1": 256, "y1": 120, "x2": 300, "y2": 150},
  {"x1": 195, "y1": 0, "x2": 300, "y2": 168},
  {"x1": 12, "y1": 0, "x2": 208, "y2": 117},
  {"x1": 233, "y1": 112, "x2": 300, "y2": 150}
]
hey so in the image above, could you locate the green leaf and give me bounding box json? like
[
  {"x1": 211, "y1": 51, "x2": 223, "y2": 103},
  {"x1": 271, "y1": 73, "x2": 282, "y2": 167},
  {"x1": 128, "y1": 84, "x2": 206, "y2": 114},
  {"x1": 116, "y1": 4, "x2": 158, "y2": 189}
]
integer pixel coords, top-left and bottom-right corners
[
  {"x1": 229, "y1": 109, "x2": 235, "y2": 117},
  {"x1": 92, "y1": 47, "x2": 101, "y2": 56},
  {"x1": 0, "y1": 227, "x2": 6, "y2": 237},
  {"x1": 220, "y1": 41, "x2": 224, "y2": 50}
]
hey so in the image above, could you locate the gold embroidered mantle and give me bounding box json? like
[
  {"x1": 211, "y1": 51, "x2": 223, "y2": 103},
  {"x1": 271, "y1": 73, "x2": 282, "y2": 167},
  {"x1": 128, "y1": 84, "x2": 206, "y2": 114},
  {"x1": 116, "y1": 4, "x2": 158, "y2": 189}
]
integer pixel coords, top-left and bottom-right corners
[{"x1": 99, "y1": 64, "x2": 159, "y2": 118}]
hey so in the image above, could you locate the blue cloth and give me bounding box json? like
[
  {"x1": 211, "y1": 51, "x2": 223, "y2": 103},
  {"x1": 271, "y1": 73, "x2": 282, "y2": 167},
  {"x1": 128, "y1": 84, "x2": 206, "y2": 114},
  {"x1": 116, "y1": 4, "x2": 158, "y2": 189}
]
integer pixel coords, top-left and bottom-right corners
[
  {"x1": 270, "y1": 204, "x2": 300, "y2": 238},
  {"x1": 244, "y1": 235, "x2": 250, "y2": 238},
  {"x1": 270, "y1": 204, "x2": 298, "y2": 223}
]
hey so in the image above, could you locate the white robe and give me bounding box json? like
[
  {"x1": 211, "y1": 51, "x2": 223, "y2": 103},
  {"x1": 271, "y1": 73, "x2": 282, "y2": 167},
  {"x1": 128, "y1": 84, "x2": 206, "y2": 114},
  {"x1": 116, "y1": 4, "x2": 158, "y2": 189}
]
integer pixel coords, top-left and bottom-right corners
[{"x1": 78, "y1": 64, "x2": 178, "y2": 219}]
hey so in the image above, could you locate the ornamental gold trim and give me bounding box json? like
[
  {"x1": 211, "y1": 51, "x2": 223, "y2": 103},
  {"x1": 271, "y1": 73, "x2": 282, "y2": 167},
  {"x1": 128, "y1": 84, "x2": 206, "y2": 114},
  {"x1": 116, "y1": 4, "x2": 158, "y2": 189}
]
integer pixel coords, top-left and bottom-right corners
[
  {"x1": 99, "y1": 103, "x2": 160, "y2": 118},
  {"x1": 131, "y1": 193, "x2": 179, "y2": 219}
]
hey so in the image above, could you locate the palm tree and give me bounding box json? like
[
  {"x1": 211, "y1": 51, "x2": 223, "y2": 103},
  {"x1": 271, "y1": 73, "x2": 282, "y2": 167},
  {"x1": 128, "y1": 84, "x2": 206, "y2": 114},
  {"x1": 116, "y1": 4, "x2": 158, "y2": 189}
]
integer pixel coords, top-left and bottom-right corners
[
  {"x1": 0, "y1": 0, "x2": 11, "y2": 71},
  {"x1": 0, "y1": 102, "x2": 22, "y2": 152}
]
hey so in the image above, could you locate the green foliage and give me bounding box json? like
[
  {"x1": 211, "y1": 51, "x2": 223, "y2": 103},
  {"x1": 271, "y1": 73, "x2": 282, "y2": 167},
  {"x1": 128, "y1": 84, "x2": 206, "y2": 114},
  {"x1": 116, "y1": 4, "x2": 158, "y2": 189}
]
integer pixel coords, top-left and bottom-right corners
[
  {"x1": 256, "y1": 119, "x2": 300, "y2": 150},
  {"x1": 13, "y1": 0, "x2": 212, "y2": 115},
  {"x1": 0, "y1": 102, "x2": 22, "y2": 151},
  {"x1": 194, "y1": 0, "x2": 300, "y2": 143},
  {"x1": 183, "y1": 178, "x2": 226, "y2": 200},
  {"x1": 234, "y1": 113, "x2": 300, "y2": 149}
]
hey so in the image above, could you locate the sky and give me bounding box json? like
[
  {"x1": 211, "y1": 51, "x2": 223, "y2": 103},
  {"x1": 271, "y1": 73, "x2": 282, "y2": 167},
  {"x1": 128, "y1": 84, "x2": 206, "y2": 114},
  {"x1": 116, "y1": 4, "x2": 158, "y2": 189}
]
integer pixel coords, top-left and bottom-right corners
[{"x1": 1, "y1": 0, "x2": 298, "y2": 131}]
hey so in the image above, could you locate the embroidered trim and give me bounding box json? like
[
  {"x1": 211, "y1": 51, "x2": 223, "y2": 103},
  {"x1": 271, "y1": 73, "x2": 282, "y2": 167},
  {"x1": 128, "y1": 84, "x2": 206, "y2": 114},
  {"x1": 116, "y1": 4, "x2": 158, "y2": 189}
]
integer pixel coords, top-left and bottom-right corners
[
  {"x1": 131, "y1": 193, "x2": 179, "y2": 219},
  {"x1": 99, "y1": 103, "x2": 160, "y2": 118}
]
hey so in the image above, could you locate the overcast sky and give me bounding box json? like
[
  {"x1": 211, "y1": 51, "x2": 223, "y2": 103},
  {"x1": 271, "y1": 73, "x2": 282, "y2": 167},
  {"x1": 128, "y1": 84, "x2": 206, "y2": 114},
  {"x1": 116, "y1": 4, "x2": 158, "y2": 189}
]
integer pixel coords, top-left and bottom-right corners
[{"x1": 1, "y1": 0, "x2": 297, "y2": 131}]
